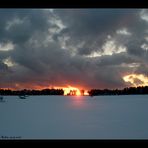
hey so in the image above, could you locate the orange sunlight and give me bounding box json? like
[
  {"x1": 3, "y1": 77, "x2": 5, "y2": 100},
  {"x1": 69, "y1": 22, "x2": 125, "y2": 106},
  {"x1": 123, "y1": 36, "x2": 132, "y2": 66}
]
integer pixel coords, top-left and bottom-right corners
[
  {"x1": 123, "y1": 74, "x2": 148, "y2": 87},
  {"x1": 54, "y1": 85, "x2": 88, "y2": 96},
  {"x1": 64, "y1": 86, "x2": 81, "y2": 96}
]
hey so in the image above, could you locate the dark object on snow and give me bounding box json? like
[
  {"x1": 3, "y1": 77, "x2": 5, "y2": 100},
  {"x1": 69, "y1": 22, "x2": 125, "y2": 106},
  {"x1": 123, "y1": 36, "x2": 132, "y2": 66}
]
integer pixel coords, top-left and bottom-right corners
[
  {"x1": 0, "y1": 96, "x2": 3, "y2": 100},
  {"x1": 19, "y1": 95, "x2": 28, "y2": 99},
  {"x1": 0, "y1": 96, "x2": 5, "y2": 102}
]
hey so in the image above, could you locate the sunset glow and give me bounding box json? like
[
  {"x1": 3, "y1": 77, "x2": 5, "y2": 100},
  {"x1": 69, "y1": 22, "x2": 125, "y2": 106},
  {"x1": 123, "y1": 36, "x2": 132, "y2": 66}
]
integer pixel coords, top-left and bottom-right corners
[
  {"x1": 123, "y1": 74, "x2": 148, "y2": 87},
  {"x1": 55, "y1": 86, "x2": 80, "y2": 96},
  {"x1": 64, "y1": 86, "x2": 81, "y2": 96},
  {"x1": 54, "y1": 85, "x2": 88, "y2": 96},
  {"x1": 0, "y1": 84, "x2": 89, "y2": 96}
]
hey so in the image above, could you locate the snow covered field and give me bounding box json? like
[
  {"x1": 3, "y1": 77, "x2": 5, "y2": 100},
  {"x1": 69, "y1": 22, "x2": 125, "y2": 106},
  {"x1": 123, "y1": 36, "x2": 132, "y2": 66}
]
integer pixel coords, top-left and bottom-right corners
[{"x1": 0, "y1": 95, "x2": 148, "y2": 139}]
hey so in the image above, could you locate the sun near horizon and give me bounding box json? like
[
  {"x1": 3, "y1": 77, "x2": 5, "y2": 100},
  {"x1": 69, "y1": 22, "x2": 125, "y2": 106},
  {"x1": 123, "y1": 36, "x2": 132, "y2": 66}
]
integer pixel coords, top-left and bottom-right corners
[{"x1": 54, "y1": 85, "x2": 89, "y2": 96}]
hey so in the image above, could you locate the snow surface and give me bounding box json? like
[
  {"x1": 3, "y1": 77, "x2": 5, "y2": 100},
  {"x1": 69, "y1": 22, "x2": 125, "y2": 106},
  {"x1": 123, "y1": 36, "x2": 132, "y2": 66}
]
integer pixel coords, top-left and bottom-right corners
[{"x1": 0, "y1": 95, "x2": 148, "y2": 139}]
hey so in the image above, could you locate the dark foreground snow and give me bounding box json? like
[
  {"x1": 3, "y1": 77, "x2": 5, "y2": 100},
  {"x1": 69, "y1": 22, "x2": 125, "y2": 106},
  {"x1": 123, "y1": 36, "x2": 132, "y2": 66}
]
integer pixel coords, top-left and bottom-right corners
[{"x1": 0, "y1": 95, "x2": 148, "y2": 139}]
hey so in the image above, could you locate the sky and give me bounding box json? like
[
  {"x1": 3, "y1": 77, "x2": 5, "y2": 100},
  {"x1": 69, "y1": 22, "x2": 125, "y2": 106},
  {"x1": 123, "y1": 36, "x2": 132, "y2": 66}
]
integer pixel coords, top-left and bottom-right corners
[{"x1": 0, "y1": 9, "x2": 148, "y2": 90}]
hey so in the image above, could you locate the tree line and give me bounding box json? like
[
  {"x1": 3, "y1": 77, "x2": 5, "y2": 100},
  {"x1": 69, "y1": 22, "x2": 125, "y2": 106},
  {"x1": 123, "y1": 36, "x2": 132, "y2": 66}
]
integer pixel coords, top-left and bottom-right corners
[
  {"x1": 0, "y1": 86, "x2": 148, "y2": 96},
  {"x1": 0, "y1": 89, "x2": 64, "y2": 96},
  {"x1": 88, "y1": 86, "x2": 148, "y2": 96}
]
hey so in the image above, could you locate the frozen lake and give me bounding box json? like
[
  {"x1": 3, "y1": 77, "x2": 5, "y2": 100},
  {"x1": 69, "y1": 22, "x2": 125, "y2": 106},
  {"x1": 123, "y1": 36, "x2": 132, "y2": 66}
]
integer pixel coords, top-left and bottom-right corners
[{"x1": 0, "y1": 95, "x2": 148, "y2": 139}]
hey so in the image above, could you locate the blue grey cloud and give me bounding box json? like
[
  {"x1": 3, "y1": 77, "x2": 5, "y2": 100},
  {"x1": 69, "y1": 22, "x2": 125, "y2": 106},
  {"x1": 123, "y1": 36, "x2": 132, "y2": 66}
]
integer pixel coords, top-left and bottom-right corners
[{"x1": 0, "y1": 9, "x2": 147, "y2": 89}]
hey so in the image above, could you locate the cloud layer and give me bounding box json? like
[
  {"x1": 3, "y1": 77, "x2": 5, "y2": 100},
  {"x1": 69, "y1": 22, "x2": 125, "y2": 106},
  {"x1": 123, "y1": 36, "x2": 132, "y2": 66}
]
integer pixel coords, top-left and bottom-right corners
[{"x1": 0, "y1": 9, "x2": 148, "y2": 90}]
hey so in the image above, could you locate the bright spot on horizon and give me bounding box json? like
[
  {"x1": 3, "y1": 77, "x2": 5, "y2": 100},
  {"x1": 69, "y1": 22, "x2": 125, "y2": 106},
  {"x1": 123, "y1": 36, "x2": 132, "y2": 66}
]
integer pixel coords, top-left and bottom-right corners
[
  {"x1": 63, "y1": 86, "x2": 81, "y2": 96},
  {"x1": 123, "y1": 74, "x2": 148, "y2": 87},
  {"x1": 54, "y1": 85, "x2": 88, "y2": 96}
]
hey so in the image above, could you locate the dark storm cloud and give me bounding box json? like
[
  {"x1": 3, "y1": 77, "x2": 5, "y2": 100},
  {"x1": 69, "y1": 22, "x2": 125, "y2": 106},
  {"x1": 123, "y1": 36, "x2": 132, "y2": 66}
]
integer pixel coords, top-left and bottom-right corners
[
  {"x1": 0, "y1": 9, "x2": 51, "y2": 42},
  {"x1": 0, "y1": 9, "x2": 147, "y2": 89},
  {"x1": 54, "y1": 9, "x2": 140, "y2": 55},
  {"x1": 95, "y1": 53, "x2": 137, "y2": 66},
  {"x1": 54, "y1": 9, "x2": 138, "y2": 36}
]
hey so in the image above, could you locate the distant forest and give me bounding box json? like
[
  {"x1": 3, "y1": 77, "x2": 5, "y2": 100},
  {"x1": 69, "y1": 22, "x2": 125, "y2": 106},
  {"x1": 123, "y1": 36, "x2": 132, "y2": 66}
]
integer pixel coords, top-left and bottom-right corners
[
  {"x1": 88, "y1": 86, "x2": 148, "y2": 96},
  {"x1": 0, "y1": 86, "x2": 148, "y2": 96},
  {"x1": 0, "y1": 89, "x2": 64, "y2": 96}
]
